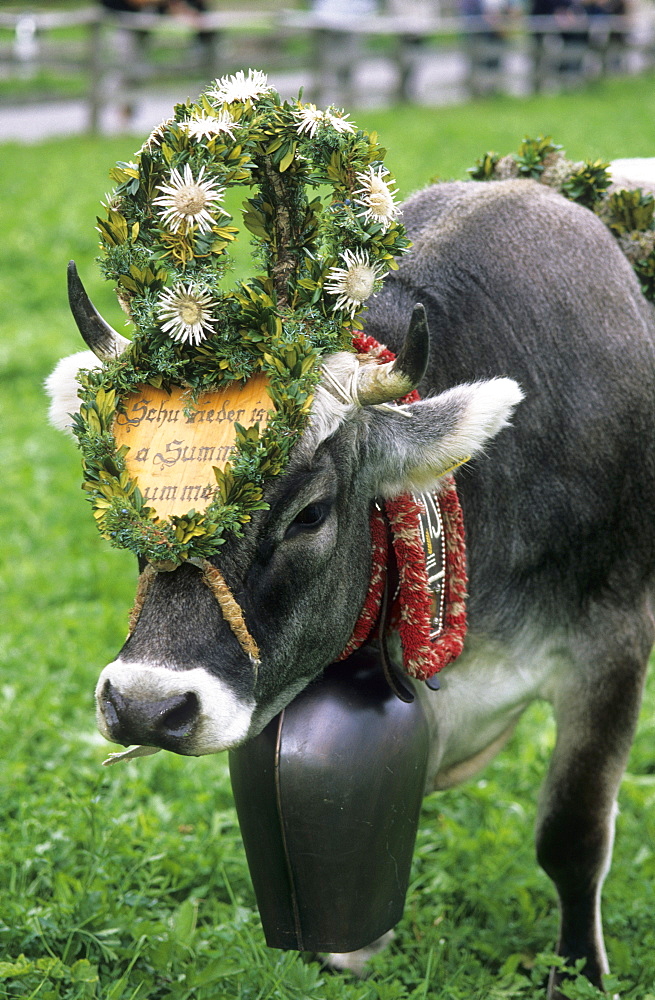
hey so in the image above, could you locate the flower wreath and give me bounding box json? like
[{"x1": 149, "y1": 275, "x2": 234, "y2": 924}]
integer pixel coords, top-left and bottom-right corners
[
  {"x1": 469, "y1": 135, "x2": 655, "y2": 303},
  {"x1": 73, "y1": 70, "x2": 411, "y2": 567}
]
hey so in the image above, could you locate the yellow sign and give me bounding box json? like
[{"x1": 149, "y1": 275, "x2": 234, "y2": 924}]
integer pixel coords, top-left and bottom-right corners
[{"x1": 114, "y1": 375, "x2": 270, "y2": 517}]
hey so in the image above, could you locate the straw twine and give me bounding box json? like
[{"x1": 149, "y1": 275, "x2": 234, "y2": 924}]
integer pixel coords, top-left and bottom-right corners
[{"x1": 128, "y1": 559, "x2": 260, "y2": 670}]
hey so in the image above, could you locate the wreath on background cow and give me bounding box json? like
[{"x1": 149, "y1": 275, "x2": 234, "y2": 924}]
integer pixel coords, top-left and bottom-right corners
[{"x1": 469, "y1": 134, "x2": 655, "y2": 301}]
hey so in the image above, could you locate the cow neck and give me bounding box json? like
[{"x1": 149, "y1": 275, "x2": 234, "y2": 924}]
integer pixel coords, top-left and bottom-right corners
[{"x1": 338, "y1": 333, "x2": 469, "y2": 688}]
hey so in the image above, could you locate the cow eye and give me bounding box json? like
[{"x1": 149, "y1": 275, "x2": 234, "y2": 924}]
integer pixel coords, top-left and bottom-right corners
[{"x1": 285, "y1": 501, "x2": 330, "y2": 539}]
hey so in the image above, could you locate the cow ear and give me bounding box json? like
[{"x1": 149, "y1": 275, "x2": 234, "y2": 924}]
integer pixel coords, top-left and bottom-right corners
[
  {"x1": 364, "y1": 378, "x2": 523, "y2": 497},
  {"x1": 44, "y1": 350, "x2": 100, "y2": 435}
]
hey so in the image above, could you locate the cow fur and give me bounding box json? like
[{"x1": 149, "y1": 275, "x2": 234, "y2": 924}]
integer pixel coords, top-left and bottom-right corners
[{"x1": 45, "y1": 350, "x2": 97, "y2": 434}]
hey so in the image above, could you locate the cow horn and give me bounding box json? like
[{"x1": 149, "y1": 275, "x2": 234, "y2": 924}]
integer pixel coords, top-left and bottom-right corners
[
  {"x1": 357, "y1": 303, "x2": 431, "y2": 406},
  {"x1": 67, "y1": 260, "x2": 130, "y2": 361}
]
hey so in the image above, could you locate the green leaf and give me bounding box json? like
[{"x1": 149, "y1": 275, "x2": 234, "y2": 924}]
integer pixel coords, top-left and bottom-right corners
[
  {"x1": 70, "y1": 960, "x2": 99, "y2": 984},
  {"x1": 186, "y1": 959, "x2": 246, "y2": 987},
  {"x1": 279, "y1": 143, "x2": 297, "y2": 173},
  {"x1": 0, "y1": 955, "x2": 33, "y2": 979},
  {"x1": 468, "y1": 151, "x2": 499, "y2": 180}
]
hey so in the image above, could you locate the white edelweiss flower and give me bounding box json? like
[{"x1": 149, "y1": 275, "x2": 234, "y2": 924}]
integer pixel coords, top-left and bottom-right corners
[
  {"x1": 157, "y1": 283, "x2": 218, "y2": 345},
  {"x1": 153, "y1": 164, "x2": 224, "y2": 234},
  {"x1": 209, "y1": 68, "x2": 272, "y2": 105},
  {"x1": 353, "y1": 165, "x2": 400, "y2": 230},
  {"x1": 324, "y1": 248, "x2": 384, "y2": 317},
  {"x1": 182, "y1": 112, "x2": 240, "y2": 141},
  {"x1": 295, "y1": 104, "x2": 325, "y2": 138}
]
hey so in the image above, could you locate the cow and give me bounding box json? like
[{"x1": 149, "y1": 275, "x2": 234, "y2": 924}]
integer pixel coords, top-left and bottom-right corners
[{"x1": 47, "y1": 175, "x2": 655, "y2": 999}]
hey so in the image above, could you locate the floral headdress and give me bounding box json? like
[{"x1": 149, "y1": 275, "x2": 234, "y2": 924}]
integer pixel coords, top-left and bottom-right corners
[{"x1": 71, "y1": 71, "x2": 411, "y2": 568}]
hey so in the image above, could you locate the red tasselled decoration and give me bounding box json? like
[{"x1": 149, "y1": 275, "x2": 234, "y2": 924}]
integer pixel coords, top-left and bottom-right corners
[
  {"x1": 338, "y1": 504, "x2": 388, "y2": 662},
  {"x1": 338, "y1": 333, "x2": 469, "y2": 681}
]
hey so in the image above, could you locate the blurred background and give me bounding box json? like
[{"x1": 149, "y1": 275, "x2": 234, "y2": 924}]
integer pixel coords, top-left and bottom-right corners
[{"x1": 0, "y1": 0, "x2": 654, "y2": 138}]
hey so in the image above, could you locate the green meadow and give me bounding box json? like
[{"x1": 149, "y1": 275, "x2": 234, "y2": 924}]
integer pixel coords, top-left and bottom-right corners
[{"x1": 2, "y1": 74, "x2": 655, "y2": 998}]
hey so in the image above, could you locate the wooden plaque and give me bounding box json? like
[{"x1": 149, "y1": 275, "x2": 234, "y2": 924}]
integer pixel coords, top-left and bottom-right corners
[{"x1": 114, "y1": 375, "x2": 271, "y2": 517}]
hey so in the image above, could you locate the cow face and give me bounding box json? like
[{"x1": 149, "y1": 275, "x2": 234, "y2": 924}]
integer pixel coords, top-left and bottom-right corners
[{"x1": 47, "y1": 309, "x2": 522, "y2": 757}]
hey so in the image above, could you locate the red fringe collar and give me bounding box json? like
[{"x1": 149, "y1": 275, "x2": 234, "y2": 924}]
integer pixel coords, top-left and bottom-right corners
[{"x1": 337, "y1": 333, "x2": 468, "y2": 681}]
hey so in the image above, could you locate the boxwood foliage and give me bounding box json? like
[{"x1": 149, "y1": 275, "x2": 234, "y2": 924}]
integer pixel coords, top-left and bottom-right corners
[{"x1": 74, "y1": 72, "x2": 410, "y2": 567}]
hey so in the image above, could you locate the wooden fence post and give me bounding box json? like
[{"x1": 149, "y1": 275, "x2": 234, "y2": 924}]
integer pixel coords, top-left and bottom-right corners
[{"x1": 87, "y1": 14, "x2": 103, "y2": 134}]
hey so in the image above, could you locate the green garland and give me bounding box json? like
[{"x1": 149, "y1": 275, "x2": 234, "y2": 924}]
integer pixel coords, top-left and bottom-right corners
[
  {"x1": 73, "y1": 71, "x2": 411, "y2": 568},
  {"x1": 468, "y1": 136, "x2": 655, "y2": 303}
]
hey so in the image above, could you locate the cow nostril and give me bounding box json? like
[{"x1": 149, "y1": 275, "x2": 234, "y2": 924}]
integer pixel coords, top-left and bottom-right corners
[
  {"x1": 161, "y1": 691, "x2": 199, "y2": 737},
  {"x1": 101, "y1": 679, "x2": 125, "y2": 733},
  {"x1": 100, "y1": 680, "x2": 200, "y2": 750}
]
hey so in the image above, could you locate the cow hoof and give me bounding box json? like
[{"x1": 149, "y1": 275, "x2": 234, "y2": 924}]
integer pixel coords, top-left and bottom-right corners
[
  {"x1": 325, "y1": 930, "x2": 395, "y2": 977},
  {"x1": 547, "y1": 967, "x2": 619, "y2": 1000}
]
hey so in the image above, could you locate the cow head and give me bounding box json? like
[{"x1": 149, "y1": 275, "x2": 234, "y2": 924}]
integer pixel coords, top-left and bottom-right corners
[{"x1": 47, "y1": 279, "x2": 522, "y2": 757}]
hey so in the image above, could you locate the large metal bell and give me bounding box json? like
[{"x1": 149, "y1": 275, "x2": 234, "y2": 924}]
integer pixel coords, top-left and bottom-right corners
[{"x1": 228, "y1": 645, "x2": 430, "y2": 953}]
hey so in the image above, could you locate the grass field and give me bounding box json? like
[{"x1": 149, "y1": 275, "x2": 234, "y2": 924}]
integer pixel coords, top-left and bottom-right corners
[{"x1": 2, "y1": 73, "x2": 655, "y2": 999}]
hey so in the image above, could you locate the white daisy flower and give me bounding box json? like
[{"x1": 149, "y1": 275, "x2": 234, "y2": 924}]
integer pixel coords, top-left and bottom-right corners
[
  {"x1": 182, "y1": 112, "x2": 240, "y2": 141},
  {"x1": 154, "y1": 164, "x2": 224, "y2": 234},
  {"x1": 295, "y1": 104, "x2": 325, "y2": 139},
  {"x1": 101, "y1": 191, "x2": 122, "y2": 212},
  {"x1": 295, "y1": 104, "x2": 356, "y2": 139},
  {"x1": 324, "y1": 248, "x2": 384, "y2": 317},
  {"x1": 209, "y1": 69, "x2": 272, "y2": 105},
  {"x1": 353, "y1": 165, "x2": 400, "y2": 230},
  {"x1": 325, "y1": 110, "x2": 355, "y2": 134},
  {"x1": 157, "y1": 283, "x2": 218, "y2": 345},
  {"x1": 138, "y1": 118, "x2": 175, "y2": 154}
]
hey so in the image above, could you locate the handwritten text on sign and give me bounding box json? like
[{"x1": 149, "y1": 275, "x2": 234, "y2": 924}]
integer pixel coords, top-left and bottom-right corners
[{"x1": 114, "y1": 376, "x2": 271, "y2": 518}]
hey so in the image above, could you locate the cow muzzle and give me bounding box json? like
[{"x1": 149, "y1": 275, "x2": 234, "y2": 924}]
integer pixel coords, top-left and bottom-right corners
[
  {"x1": 95, "y1": 660, "x2": 255, "y2": 755},
  {"x1": 99, "y1": 680, "x2": 199, "y2": 754}
]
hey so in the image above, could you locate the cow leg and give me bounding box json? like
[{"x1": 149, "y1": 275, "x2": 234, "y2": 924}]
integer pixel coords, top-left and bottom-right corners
[{"x1": 536, "y1": 602, "x2": 652, "y2": 999}]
